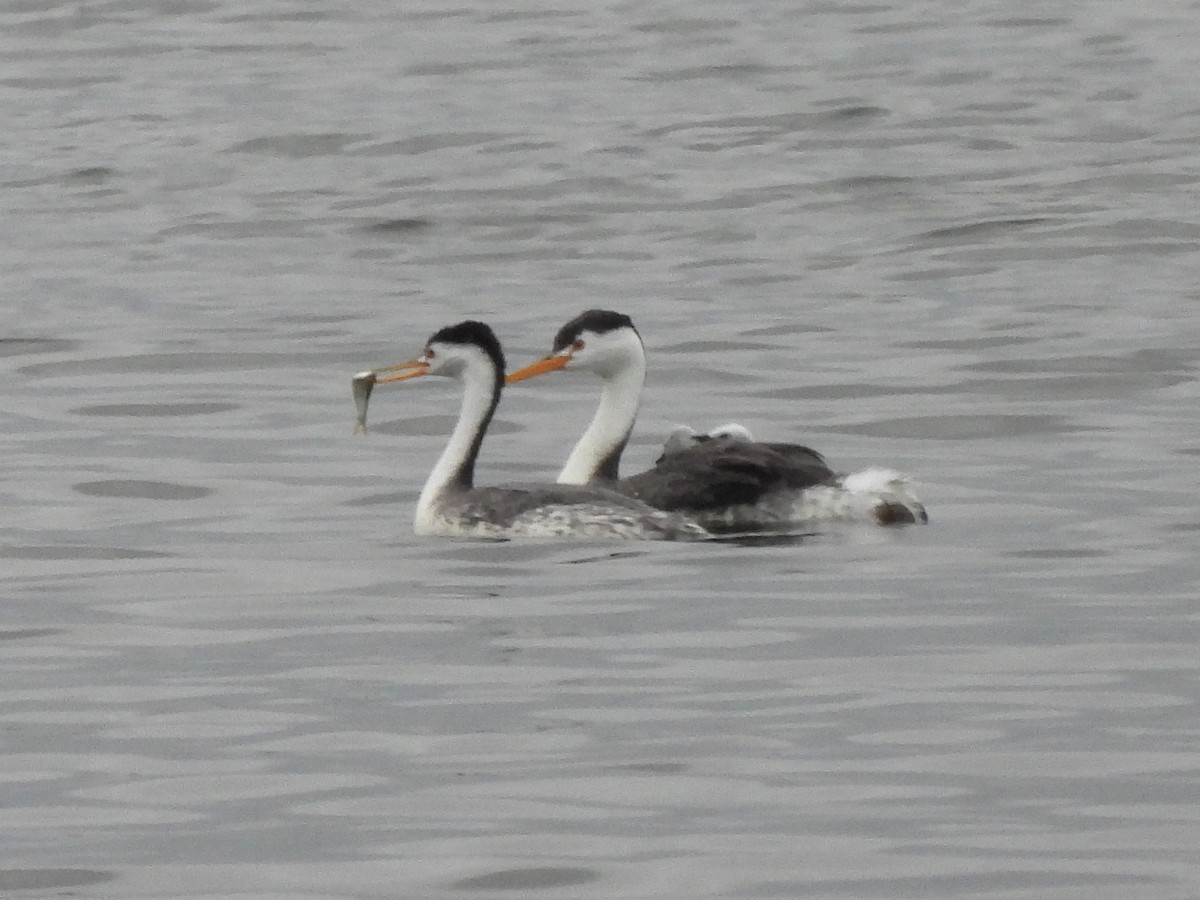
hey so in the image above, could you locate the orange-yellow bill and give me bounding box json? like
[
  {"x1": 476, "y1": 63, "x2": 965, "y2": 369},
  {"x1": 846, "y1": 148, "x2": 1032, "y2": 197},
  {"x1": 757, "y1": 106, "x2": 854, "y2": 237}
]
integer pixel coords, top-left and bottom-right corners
[
  {"x1": 505, "y1": 354, "x2": 569, "y2": 384},
  {"x1": 372, "y1": 359, "x2": 430, "y2": 383}
]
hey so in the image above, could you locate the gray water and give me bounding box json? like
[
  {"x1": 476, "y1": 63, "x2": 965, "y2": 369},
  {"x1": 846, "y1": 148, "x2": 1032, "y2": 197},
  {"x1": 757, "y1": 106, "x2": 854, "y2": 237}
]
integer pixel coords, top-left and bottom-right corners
[{"x1": 4, "y1": 0, "x2": 1200, "y2": 897}]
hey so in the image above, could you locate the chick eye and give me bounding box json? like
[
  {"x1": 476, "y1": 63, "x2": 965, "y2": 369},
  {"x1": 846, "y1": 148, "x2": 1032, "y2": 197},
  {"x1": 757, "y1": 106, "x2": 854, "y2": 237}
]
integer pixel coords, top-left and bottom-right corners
[{"x1": 571, "y1": 339, "x2": 585, "y2": 351}]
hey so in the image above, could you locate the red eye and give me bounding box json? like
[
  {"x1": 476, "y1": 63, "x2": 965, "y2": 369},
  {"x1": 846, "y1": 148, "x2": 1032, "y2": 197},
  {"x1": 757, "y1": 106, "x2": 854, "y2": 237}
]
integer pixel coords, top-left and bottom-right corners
[{"x1": 572, "y1": 339, "x2": 584, "y2": 351}]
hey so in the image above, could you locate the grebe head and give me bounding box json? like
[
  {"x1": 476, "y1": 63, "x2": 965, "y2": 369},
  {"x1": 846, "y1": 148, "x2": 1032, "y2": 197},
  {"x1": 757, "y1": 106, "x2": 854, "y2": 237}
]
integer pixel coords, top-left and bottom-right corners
[
  {"x1": 704, "y1": 423, "x2": 755, "y2": 443},
  {"x1": 507, "y1": 309, "x2": 641, "y2": 383},
  {"x1": 374, "y1": 320, "x2": 505, "y2": 383},
  {"x1": 353, "y1": 321, "x2": 504, "y2": 432}
]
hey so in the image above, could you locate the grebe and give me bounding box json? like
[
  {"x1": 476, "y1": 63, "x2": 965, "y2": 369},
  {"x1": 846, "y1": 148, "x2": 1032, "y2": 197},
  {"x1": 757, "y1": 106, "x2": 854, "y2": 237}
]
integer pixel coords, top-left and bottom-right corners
[
  {"x1": 658, "y1": 423, "x2": 756, "y2": 459},
  {"x1": 505, "y1": 310, "x2": 926, "y2": 529},
  {"x1": 353, "y1": 320, "x2": 707, "y2": 540}
]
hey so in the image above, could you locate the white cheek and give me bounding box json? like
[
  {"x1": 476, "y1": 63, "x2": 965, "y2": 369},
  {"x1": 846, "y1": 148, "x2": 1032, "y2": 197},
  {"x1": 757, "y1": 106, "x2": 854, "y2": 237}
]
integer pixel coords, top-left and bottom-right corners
[{"x1": 592, "y1": 355, "x2": 624, "y2": 379}]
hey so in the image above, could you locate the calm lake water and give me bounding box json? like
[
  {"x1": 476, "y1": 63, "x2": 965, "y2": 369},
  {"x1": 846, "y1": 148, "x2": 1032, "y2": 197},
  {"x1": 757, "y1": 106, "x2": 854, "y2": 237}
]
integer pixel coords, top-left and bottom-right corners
[{"x1": 3, "y1": 0, "x2": 1199, "y2": 897}]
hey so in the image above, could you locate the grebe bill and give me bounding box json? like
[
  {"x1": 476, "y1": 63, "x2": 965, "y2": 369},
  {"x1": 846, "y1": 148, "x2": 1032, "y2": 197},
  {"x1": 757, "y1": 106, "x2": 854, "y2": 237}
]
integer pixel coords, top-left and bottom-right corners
[
  {"x1": 354, "y1": 320, "x2": 707, "y2": 540},
  {"x1": 505, "y1": 309, "x2": 926, "y2": 528}
]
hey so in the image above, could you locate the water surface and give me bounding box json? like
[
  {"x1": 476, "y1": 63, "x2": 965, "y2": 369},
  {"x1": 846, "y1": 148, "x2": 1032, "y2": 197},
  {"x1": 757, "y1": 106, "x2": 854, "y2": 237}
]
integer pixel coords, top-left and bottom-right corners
[{"x1": 3, "y1": 0, "x2": 1199, "y2": 897}]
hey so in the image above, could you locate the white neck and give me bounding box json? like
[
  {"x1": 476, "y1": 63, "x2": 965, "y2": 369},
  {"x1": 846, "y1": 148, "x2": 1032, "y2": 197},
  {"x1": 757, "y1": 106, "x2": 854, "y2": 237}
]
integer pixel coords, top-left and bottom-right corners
[
  {"x1": 557, "y1": 350, "x2": 645, "y2": 485},
  {"x1": 415, "y1": 357, "x2": 498, "y2": 529}
]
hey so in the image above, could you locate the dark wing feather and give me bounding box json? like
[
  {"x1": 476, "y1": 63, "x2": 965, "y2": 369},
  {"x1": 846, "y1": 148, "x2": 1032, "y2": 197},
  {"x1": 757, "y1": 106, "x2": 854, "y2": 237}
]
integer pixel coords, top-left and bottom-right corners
[
  {"x1": 617, "y1": 438, "x2": 836, "y2": 513},
  {"x1": 761, "y1": 441, "x2": 825, "y2": 465},
  {"x1": 759, "y1": 442, "x2": 833, "y2": 488}
]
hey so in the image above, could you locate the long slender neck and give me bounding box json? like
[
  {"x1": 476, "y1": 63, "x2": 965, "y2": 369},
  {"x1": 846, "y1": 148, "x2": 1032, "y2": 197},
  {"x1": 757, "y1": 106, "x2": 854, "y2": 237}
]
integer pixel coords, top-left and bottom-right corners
[
  {"x1": 557, "y1": 350, "x2": 645, "y2": 485},
  {"x1": 416, "y1": 358, "x2": 500, "y2": 523}
]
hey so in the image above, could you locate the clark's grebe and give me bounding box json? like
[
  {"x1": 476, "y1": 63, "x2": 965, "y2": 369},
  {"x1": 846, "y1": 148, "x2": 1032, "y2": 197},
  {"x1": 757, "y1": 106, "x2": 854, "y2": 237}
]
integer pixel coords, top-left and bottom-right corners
[
  {"x1": 353, "y1": 320, "x2": 707, "y2": 540},
  {"x1": 505, "y1": 310, "x2": 926, "y2": 529}
]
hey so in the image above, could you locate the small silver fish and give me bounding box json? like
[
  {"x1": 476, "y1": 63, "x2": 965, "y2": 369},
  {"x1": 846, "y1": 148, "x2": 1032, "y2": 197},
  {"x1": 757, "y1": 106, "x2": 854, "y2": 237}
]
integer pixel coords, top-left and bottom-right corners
[{"x1": 352, "y1": 371, "x2": 376, "y2": 434}]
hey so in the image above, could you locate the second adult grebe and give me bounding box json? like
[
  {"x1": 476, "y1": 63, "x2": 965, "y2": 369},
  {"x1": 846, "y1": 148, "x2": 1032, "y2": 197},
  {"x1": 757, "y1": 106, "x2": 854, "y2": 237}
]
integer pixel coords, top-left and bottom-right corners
[
  {"x1": 354, "y1": 320, "x2": 707, "y2": 540},
  {"x1": 505, "y1": 310, "x2": 926, "y2": 529}
]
